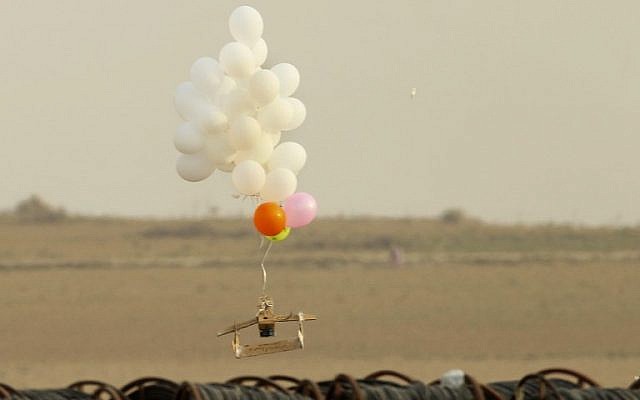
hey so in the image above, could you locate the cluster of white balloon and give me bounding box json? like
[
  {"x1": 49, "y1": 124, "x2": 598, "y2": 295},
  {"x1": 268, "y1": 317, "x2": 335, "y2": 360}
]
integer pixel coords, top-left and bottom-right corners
[
  {"x1": 173, "y1": 6, "x2": 317, "y2": 240},
  {"x1": 173, "y1": 6, "x2": 307, "y2": 203}
]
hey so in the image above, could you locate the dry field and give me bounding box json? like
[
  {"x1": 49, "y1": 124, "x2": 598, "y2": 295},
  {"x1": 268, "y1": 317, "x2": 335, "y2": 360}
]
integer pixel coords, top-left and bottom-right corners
[{"x1": 0, "y1": 217, "x2": 639, "y2": 387}]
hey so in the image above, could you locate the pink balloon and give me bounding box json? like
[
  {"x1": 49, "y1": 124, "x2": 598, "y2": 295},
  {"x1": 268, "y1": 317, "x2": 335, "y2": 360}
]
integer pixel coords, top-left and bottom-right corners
[{"x1": 284, "y1": 192, "x2": 317, "y2": 228}]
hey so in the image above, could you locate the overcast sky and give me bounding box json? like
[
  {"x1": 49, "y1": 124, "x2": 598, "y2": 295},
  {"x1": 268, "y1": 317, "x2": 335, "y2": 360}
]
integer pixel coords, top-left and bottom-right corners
[{"x1": 1, "y1": 1, "x2": 638, "y2": 224}]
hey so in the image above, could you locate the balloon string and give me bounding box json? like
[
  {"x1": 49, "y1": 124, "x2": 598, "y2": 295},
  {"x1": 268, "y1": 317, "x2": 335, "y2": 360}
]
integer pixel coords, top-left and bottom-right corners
[
  {"x1": 260, "y1": 240, "x2": 273, "y2": 294},
  {"x1": 246, "y1": 194, "x2": 269, "y2": 293}
]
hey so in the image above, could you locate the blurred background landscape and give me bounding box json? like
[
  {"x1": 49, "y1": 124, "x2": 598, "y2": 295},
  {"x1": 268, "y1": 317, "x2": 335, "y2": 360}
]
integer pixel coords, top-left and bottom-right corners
[{"x1": 0, "y1": 196, "x2": 638, "y2": 386}]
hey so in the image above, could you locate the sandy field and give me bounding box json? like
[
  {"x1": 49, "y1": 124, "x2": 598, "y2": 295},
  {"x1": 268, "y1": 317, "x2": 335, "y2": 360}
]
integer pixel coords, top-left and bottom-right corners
[{"x1": 1, "y1": 263, "x2": 638, "y2": 388}]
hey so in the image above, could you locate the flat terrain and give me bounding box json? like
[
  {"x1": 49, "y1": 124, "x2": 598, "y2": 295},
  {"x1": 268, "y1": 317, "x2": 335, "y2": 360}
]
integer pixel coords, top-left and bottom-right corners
[{"x1": 0, "y1": 217, "x2": 638, "y2": 387}]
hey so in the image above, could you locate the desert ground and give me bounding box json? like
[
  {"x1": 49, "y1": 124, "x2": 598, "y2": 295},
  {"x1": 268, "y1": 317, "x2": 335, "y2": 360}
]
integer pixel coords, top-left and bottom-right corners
[{"x1": 0, "y1": 215, "x2": 639, "y2": 388}]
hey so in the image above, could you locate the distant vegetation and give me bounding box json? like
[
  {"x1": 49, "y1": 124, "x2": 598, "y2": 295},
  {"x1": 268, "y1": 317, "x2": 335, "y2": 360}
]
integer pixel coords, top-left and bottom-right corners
[
  {"x1": 9, "y1": 195, "x2": 67, "y2": 222},
  {"x1": 1, "y1": 195, "x2": 639, "y2": 270},
  {"x1": 140, "y1": 221, "x2": 251, "y2": 239},
  {"x1": 438, "y1": 208, "x2": 470, "y2": 224}
]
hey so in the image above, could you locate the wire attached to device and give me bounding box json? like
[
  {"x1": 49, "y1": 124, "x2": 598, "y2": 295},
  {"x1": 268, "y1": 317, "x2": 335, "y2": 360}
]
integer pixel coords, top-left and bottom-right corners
[{"x1": 260, "y1": 241, "x2": 273, "y2": 294}]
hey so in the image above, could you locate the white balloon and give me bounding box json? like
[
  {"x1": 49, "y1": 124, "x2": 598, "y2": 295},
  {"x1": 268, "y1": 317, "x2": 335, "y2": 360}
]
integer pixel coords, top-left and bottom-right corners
[
  {"x1": 252, "y1": 38, "x2": 268, "y2": 67},
  {"x1": 176, "y1": 153, "x2": 215, "y2": 182},
  {"x1": 219, "y1": 42, "x2": 256, "y2": 79},
  {"x1": 234, "y1": 133, "x2": 274, "y2": 165},
  {"x1": 214, "y1": 76, "x2": 237, "y2": 101},
  {"x1": 174, "y1": 82, "x2": 209, "y2": 121},
  {"x1": 229, "y1": 6, "x2": 264, "y2": 47},
  {"x1": 257, "y1": 97, "x2": 293, "y2": 131},
  {"x1": 269, "y1": 142, "x2": 307, "y2": 173},
  {"x1": 229, "y1": 115, "x2": 261, "y2": 150},
  {"x1": 215, "y1": 161, "x2": 235, "y2": 173},
  {"x1": 220, "y1": 88, "x2": 256, "y2": 119},
  {"x1": 261, "y1": 168, "x2": 297, "y2": 202},
  {"x1": 271, "y1": 63, "x2": 300, "y2": 97},
  {"x1": 266, "y1": 131, "x2": 282, "y2": 147},
  {"x1": 234, "y1": 77, "x2": 249, "y2": 90},
  {"x1": 190, "y1": 57, "x2": 222, "y2": 100},
  {"x1": 195, "y1": 104, "x2": 228, "y2": 133},
  {"x1": 204, "y1": 132, "x2": 236, "y2": 165},
  {"x1": 232, "y1": 160, "x2": 266, "y2": 195},
  {"x1": 249, "y1": 69, "x2": 280, "y2": 106},
  {"x1": 174, "y1": 121, "x2": 204, "y2": 154},
  {"x1": 284, "y1": 97, "x2": 306, "y2": 131}
]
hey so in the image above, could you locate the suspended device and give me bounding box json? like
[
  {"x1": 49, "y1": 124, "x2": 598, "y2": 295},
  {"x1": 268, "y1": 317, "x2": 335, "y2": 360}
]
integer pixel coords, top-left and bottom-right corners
[{"x1": 217, "y1": 295, "x2": 317, "y2": 358}]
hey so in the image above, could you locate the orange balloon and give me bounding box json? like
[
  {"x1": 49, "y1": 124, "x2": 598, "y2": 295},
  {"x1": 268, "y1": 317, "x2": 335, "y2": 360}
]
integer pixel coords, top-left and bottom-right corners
[{"x1": 254, "y1": 202, "x2": 287, "y2": 236}]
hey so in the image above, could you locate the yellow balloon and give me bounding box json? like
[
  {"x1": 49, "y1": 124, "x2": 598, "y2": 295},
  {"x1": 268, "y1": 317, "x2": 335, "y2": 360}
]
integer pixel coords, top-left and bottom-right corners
[{"x1": 266, "y1": 227, "x2": 291, "y2": 241}]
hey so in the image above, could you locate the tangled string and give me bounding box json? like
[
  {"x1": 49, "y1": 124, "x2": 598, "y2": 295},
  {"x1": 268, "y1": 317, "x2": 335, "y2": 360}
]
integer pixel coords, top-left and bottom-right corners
[{"x1": 1, "y1": 368, "x2": 639, "y2": 400}]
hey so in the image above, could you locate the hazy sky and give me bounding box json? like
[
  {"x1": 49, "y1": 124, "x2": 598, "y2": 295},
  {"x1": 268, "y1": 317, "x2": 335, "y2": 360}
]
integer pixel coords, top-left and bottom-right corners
[{"x1": 1, "y1": 1, "x2": 638, "y2": 224}]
